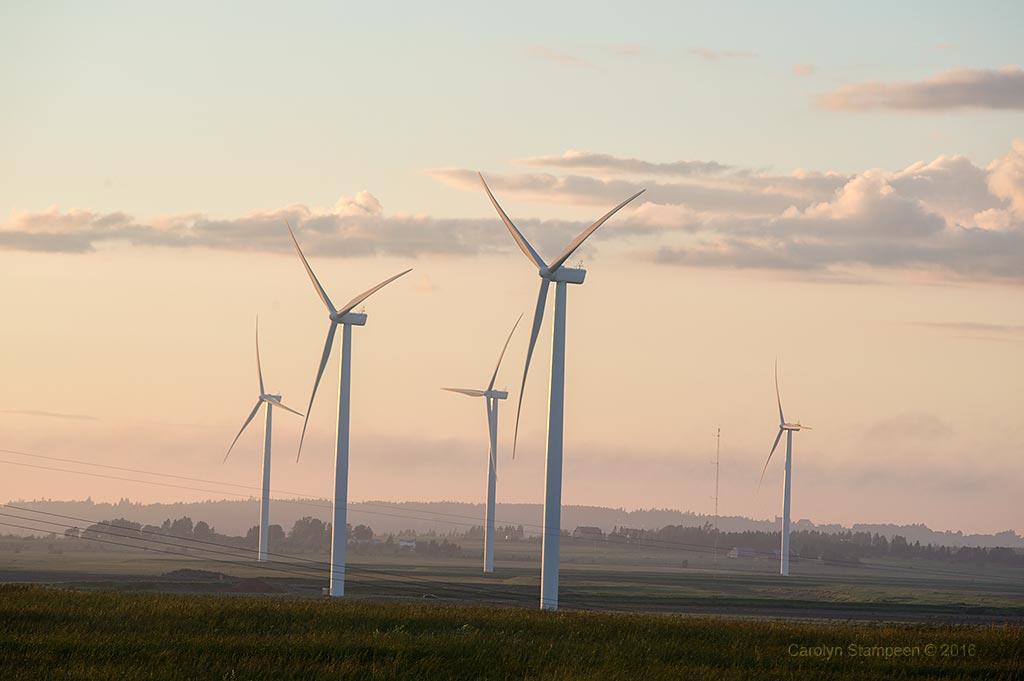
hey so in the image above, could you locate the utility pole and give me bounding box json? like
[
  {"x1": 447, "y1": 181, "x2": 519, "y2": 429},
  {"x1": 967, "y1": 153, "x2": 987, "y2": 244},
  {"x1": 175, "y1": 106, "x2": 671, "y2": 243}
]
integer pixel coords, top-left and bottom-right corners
[{"x1": 712, "y1": 427, "x2": 721, "y2": 569}]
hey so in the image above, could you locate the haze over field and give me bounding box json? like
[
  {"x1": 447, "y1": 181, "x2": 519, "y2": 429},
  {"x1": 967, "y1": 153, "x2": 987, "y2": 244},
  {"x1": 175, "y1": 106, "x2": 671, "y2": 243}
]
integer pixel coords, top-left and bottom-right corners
[
  {"x1": 7, "y1": 498, "x2": 1022, "y2": 550},
  {"x1": 1, "y1": 2, "x2": 1021, "y2": 538}
]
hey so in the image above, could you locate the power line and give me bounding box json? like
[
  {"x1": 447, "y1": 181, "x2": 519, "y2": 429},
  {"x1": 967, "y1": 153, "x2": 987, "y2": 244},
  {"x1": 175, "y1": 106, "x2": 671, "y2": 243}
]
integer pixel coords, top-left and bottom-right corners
[
  {"x1": 1, "y1": 451, "x2": 1018, "y2": 585},
  {"x1": 0, "y1": 514, "x2": 511, "y2": 605},
  {"x1": 0, "y1": 512, "x2": 719, "y2": 615},
  {"x1": 0, "y1": 505, "x2": 541, "y2": 606},
  {"x1": 0, "y1": 449, "x2": 744, "y2": 546},
  {"x1": 5, "y1": 488, "x2": 1017, "y2": 590},
  {"x1": 4, "y1": 501, "x2": 1018, "y2": 616},
  {"x1": 0, "y1": 447, "x2": 542, "y2": 533}
]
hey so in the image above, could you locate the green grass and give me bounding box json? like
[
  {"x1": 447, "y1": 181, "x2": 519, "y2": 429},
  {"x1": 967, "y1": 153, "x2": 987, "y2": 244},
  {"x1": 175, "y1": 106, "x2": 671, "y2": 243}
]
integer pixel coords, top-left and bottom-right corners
[
  {"x1": 3, "y1": 542, "x2": 1023, "y2": 621},
  {"x1": 1, "y1": 585, "x2": 1022, "y2": 680}
]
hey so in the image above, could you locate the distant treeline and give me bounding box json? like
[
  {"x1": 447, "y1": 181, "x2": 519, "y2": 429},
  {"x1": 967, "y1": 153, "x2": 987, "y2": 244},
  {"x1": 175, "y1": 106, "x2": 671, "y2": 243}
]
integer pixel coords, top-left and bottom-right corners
[
  {"x1": 49, "y1": 515, "x2": 462, "y2": 557},
  {"x1": 10, "y1": 499, "x2": 1023, "y2": 548},
  {"x1": 13, "y1": 514, "x2": 1022, "y2": 567},
  {"x1": 594, "y1": 524, "x2": 1024, "y2": 567}
]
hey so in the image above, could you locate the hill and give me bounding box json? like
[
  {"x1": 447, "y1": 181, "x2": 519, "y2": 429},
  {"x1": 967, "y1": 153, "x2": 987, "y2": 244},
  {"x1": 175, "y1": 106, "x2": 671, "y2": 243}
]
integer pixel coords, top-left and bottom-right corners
[{"x1": 5, "y1": 497, "x2": 1021, "y2": 548}]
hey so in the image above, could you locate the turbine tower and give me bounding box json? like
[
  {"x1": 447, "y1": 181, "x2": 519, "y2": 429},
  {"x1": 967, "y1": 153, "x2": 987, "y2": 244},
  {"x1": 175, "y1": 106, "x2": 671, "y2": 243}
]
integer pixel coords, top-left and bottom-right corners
[
  {"x1": 479, "y1": 174, "x2": 644, "y2": 610},
  {"x1": 759, "y1": 361, "x2": 812, "y2": 577},
  {"x1": 287, "y1": 221, "x2": 411, "y2": 597},
  {"x1": 223, "y1": 317, "x2": 303, "y2": 562},
  {"x1": 441, "y1": 314, "x2": 521, "y2": 573}
]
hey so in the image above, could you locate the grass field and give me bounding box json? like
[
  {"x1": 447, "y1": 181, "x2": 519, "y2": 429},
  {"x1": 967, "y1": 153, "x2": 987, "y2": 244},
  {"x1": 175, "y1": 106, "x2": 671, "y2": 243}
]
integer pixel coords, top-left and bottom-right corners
[
  {"x1": 2, "y1": 538, "x2": 1022, "y2": 624},
  {"x1": 2, "y1": 538, "x2": 1022, "y2": 679},
  {"x1": 1, "y1": 584, "x2": 1022, "y2": 680}
]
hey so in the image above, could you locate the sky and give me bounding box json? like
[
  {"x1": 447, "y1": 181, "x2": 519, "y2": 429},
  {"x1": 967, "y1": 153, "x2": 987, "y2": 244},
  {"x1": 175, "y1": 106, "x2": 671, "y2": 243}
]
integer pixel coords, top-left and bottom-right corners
[{"x1": 1, "y1": 1, "x2": 1022, "y2": 536}]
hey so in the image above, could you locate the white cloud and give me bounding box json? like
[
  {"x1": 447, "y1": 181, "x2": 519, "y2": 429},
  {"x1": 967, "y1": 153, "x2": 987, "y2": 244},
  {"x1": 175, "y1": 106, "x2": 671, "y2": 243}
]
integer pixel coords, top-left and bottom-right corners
[
  {"x1": 6, "y1": 143, "x2": 1024, "y2": 282},
  {"x1": 334, "y1": 191, "x2": 383, "y2": 217},
  {"x1": 516, "y1": 151, "x2": 731, "y2": 177},
  {"x1": 0, "y1": 194, "x2": 501, "y2": 257},
  {"x1": 890, "y1": 155, "x2": 1001, "y2": 227},
  {"x1": 987, "y1": 139, "x2": 1024, "y2": 217},
  {"x1": 974, "y1": 208, "x2": 1017, "y2": 231},
  {"x1": 819, "y1": 66, "x2": 1024, "y2": 111},
  {"x1": 636, "y1": 148, "x2": 1023, "y2": 278},
  {"x1": 431, "y1": 167, "x2": 844, "y2": 215},
  {"x1": 794, "y1": 169, "x2": 944, "y2": 238}
]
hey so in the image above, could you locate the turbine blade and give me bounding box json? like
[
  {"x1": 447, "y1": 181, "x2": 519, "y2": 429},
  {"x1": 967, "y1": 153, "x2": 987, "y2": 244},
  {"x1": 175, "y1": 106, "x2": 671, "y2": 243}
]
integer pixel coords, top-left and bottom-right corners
[
  {"x1": 775, "y1": 359, "x2": 785, "y2": 426},
  {"x1": 336, "y1": 269, "x2": 413, "y2": 317},
  {"x1": 757, "y1": 429, "x2": 785, "y2": 489},
  {"x1": 547, "y1": 189, "x2": 645, "y2": 273},
  {"x1": 297, "y1": 323, "x2": 337, "y2": 462},
  {"x1": 441, "y1": 387, "x2": 487, "y2": 397},
  {"x1": 512, "y1": 279, "x2": 550, "y2": 458},
  {"x1": 255, "y1": 316, "x2": 265, "y2": 395},
  {"x1": 223, "y1": 401, "x2": 263, "y2": 463},
  {"x1": 487, "y1": 313, "x2": 523, "y2": 391},
  {"x1": 265, "y1": 397, "x2": 304, "y2": 417},
  {"x1": 479, "y1": 173, "x2": 546, "y2": 270},
  {"x1": 286, "y1": 219, "x2": 336, "y2": 314}
]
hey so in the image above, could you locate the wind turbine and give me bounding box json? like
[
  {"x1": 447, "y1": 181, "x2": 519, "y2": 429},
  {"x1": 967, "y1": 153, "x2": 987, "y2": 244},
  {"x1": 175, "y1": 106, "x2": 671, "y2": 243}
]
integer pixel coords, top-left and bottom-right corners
[
  {"x1": 759, "y1": 361, "x2": 812, "y2": 577},
  {"x1": 223, "y1": 317, "x2": 303, "y2": 562},
  {"x1": 479, "y1": 173, "x2": 644, "y2": 610},
  {"x1": 286, "y1": 221, "x2": 411, "y2": 597},
  {"x1": 441, "y1": 314, "x2": 521, "y2": 573}
]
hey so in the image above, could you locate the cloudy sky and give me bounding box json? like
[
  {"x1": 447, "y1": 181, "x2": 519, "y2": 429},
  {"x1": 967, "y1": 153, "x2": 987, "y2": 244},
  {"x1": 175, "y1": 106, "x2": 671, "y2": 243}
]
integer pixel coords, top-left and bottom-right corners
[{"x1": 1, "y1": 1, "x2": 1022, "y2": 535}]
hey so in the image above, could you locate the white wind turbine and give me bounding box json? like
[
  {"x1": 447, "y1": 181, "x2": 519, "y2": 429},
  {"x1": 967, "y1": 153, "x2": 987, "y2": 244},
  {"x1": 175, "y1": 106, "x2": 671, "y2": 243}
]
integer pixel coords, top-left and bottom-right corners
[
  {"x1": 223, "y1": 317, "x2": 304, "y2": 562},
  {"x1": 286, "y1": 221, "x2": 411, "y2": 597},
  {"x1": 759, "y1": 361, "x2": 812, "y2": 577},
  {"x1": 479, "y1": 173, "x2": 644, "y2": 610},
  {"x1": 441, "y1": 314, "x2": 522, "y2": 574}
]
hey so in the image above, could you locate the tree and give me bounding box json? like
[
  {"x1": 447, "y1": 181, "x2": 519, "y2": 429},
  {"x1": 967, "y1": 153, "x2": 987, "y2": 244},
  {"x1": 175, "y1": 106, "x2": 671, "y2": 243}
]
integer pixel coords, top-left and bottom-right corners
[
  {"x1": 82, "y1": 518, "x2": 141, "y2": 544},
  {"x1": 351, "y1": 524, "x2": 374, "y2": 541},
  {"x1": 63, "y1": 527, "x2": 80, "y2": 540},
  {"x1": 169, "y1": 517, "x2": 194, "y2": 538},
  {"x1": 245, "y1": 526, "x2": 260, "y2": 547},
  {"x1": 193, "y1": 521, "x2": 213, "y2": 541},
  {"x1": 890, "y1": 535, "x2": 909, "y2": 557},
  {"x1": 268, "y1": 524, "x2": 286, "y2": 546},
  {"x1": 288, "y1": 517, "x2": 330, "y2": 552}
]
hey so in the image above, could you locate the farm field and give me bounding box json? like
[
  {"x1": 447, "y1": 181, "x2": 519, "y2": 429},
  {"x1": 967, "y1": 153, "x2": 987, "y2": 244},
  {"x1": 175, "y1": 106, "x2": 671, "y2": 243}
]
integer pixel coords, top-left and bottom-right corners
[
  {"x1": 1, "y1": 538, "x2": 1021, "y2": 624},
  {"x1": 1, "y1": 584, "x2": 1022, "y2": 680}
]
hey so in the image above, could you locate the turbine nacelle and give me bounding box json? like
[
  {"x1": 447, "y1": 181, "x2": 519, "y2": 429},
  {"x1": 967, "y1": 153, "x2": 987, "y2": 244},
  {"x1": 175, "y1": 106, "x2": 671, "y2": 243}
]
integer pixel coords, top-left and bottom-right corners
[
  {"x1": 440, "y1": 387, "x2": 510, "y2": 400},
  {"x1": 260, "y1": 393, "x2": 282, "y2": 402},
  {"x1": 329, "y1": 311, "x2": 368, "y2": 326},
  {"x1": 542, "y1": 266, "x2": 586, "y2": 285},
  {"x1": 781, "y1": 422, "x2": 811, "y2": 431}
]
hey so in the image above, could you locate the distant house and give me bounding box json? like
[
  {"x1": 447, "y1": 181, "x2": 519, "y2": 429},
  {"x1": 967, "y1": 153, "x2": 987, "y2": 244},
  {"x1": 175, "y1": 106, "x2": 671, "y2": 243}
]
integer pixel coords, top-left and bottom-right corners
[
  {"x1": 727, "y1": 547, "x2": 755, "y2": 559},
  {"x1": 398, "y1": 539, "x2": 416, "y2": 551},
  {"x1": 573, "y1": 526, "x2": 604, "y2": 539}
]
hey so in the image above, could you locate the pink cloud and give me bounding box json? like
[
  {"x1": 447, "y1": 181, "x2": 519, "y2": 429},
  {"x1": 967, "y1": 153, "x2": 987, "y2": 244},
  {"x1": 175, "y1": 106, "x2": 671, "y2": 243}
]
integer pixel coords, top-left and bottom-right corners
[{"x1": 819, "y1": 66, "x2": 1024, "y2": 111}]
